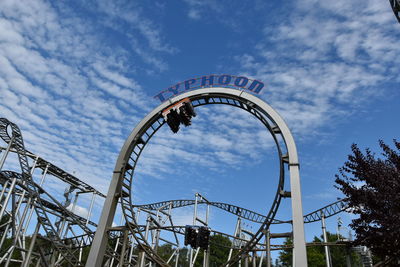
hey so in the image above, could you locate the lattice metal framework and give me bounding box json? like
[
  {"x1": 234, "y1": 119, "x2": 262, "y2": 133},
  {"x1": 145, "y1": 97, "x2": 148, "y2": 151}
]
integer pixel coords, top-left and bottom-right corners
[
  {"x1": 135, "y1": 198, "x2": 347, "y2": 225},
  {"x1": 0, "y1": 106, "x2": 350, "y2": 267},
  {"x1": 135, "y1": 200, "x2": 282, "y2": 224},
  {"x1": 0, "y1": 118, "x2": 111, "y2": 266},
  {"x1": 0, "y1": 109, "x2": 352, "y2": 267}
]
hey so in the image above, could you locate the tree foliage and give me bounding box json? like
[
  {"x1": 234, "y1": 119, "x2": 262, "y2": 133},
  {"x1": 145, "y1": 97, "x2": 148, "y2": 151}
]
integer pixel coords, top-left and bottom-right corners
[
  {"x1": 335, "y1": 140, "x2": 400, "y2": 261},
  {"x1": 277, "y1": 232, "x2": 360, "y2": 267},
  {"x1": 157, "y1": 234, "x2": 232, "y2": 267},
  {"x1": 194, "y1": 234, "x2": 232, "y2": 267}
]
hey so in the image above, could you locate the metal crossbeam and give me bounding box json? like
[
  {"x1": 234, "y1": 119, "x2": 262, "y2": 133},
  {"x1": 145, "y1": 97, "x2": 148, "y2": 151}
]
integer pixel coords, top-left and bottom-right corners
[
  {"x1": 136, "y1": 200, "x2": 285, "y2": 224},
  {"x1": 135, "y1": 198, "x2": 347, "y2": 225},
  {"x1": 0, "y1": 146, "x2": 105, "y2": 198},
  {"x1": 302, "y1": 200, "x2": 347, "y2": 224},
  {"x1": 0, "y1": 171, "x2": 98, "y2": 227}
]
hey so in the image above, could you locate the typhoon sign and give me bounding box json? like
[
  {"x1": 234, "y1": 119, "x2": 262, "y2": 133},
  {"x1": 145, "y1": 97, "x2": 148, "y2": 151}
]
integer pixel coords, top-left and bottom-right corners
[{"x1": 154, "y1": 74, "x2": 264, "y2": 102}]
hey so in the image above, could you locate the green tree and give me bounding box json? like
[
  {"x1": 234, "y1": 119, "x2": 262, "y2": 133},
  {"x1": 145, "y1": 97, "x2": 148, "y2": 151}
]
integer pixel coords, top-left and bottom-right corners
[
  {"x1": 278, "y1": 232, "x2": 360, "y2": 267},
  {"x1": 209, "y1": 234, "x2": 232, "y2": 266},
  {"x1": 157, "y1": 243, "x2": 175, "y2": 262},
  {"x1": 278, "y1": 237, "x2": 293, "y2": 267},
  {"x1": 156, "y1": 243, "x2": 190, "y2": 266},
  {"x1": 335, "y1": 140, "x2": 400, "y2": 263},
  {"x1": 192, "y1": 234, "x2": 232, "y2": 267}
]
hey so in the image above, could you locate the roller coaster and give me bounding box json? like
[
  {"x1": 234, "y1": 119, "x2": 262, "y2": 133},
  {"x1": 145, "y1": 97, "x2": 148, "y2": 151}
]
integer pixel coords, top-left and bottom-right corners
[{"x1": 0, "y1": 85, "x2": 367, "y2": 267}]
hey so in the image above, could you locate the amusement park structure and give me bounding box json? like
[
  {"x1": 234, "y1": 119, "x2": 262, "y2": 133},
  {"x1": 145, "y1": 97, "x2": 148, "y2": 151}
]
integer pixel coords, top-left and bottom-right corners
[
  {"x1": 0, "y1": 79, "x2": 373, "y2": 266},
  {"x1": 86, "y1": 85, "x2": 308, "y2": 267}
]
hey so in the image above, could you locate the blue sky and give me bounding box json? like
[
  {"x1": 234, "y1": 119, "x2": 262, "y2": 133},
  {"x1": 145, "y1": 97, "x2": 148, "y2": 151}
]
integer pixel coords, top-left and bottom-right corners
[{"x1": 0, "y1": 0, "x2": 399, "y2": 254}]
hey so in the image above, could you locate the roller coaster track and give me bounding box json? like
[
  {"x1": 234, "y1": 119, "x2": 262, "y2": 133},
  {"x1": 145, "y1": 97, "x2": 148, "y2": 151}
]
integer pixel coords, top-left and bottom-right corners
[
  {"x1": 112, "y1": 91, "x2": 291, "y2": 266},
  {"x1": 0, "y1": 171, "x2": 98, "y2": 228},
  {"x1": 0, "y1": 146, "x2": 105, "y2": 197},
  {"x1": 136, "y1": 200, "x2": 285, "y2": 224},
  {"x1": 390, "y1": 0, "x2": 400, "y2": 23},
  {"x1": 0, "y1": 118, "x2": 93, "y2": 266},
  {"x1": 135, "y1": 198, "x2": 347, "y2": 224},
  {"x1": 302, "y1": 199, "x2": 347, "y2": 223}
]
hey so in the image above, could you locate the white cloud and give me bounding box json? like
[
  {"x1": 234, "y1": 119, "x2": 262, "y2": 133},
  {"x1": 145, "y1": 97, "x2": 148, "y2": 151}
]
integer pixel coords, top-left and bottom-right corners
[
  {"x1": 134, "y1": 105, "x2": 277, "y2": 183},
  {"x1": 183, "y1": 0, "x2": 220, "y2": 20},
  {"x1": 67, "y1": 204, "x2": 90, "y2": 219},
  {"x1": 92, "y1": 0, "x2": 176, "y2": 66},
  {"x1": 0, "y1": 0, "x2": 175, "y2": 196},
  {"x1": 235, "y1": 0, "x2": 400, "y2": 138},
  {"x1": 170, "y1": 206, "x2": 209, "y2": 226}
]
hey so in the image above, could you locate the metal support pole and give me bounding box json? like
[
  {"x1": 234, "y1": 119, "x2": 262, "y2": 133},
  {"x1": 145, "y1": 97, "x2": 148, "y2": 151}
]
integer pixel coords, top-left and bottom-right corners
[
  {"x1": 0, "y1": 136, "x2": 15, "y2": 171},
  {"x1": 252, "y1": 251, "x2": 257, "y2": 267},
  {"x1": 22, "y1": 163, "x2": 48, "y2": 238},
  {"x1": 0, "y1": 220, "x2": 11, "y2": 250},
  {"x1": 345, "y1": 247, "x2": 352, "y2": 267},
  {"x1": 5, "y1": 192, "x2": 35, "y2": 267},
  {"x1": 0, "y1": 180, "x2": 10, "y2": 203},
  {"x1": 203, "y1": 249, "x2": 209, "y2": 267},
  {"x1": 0, "y1": 177, "x2": 17, "y2": 220},
  {"x1": 79, "y1": 193, "x2": 96, "y2": 261},
  {"x1": 174, "y1": 249, "x2": 179, "y2": 267},
  {"x1": 11, "y1": 192, "x2": 16, "y2": 238},
  {"x1": 62, "y1": 192, "x2": 79, "y2": 239},
  {"x1": 193, "y1": 193, "x2": 198, "y2": 225},
  {"x1": 321, "y1": 212, "x2": 332, "y2": 267},
  {"x1": 203, "y1": 203, "x2": 210, "y2": 267},
  {"x1": 0, "y1": 246, "x2": 14, "y2": 264},
  {"x1": 49, "y1": 249, "x2": 57, "y2": 267},
  {"x1": 228, "y1": 217, "x2": 241, "y2": 261},
  {"x1": 86, "y1": 193, "x2": 96, "y2": 225},
  {"x1": 289, "y1": 164, "x2": 308, "y2": 267},
  {"x1": 128, "y1": 235, "x2": 136, "y2": 265},
  {"x1": 21, "y1": 156, "x2": 38, "y2": 258},
  {"x1": 138, "y1": 217, "x2": 151, "y2": 267},
  {"x1": 266, "y1": 230, "x2": 271, "y2": 267},
  {"x1": 4, "y1": 162, "x2": 38, "y2": 267},
  {"x1": 192, "y1": 248, "x2": 200, "y2": 266},
  {"x1": 110, "y1": 215, "x2": 125, "y2": 267},
  {"x1": 258, "y1": 238, "x2": 265, "y2": 267},
  {"x1": 86, "y1": 167, "x2": 121, "y2": 267},
  {"x1": 189, "y1": 193, "x2": 199, "y2": 267},
  {"x1": 119, "y1": 229, "x2": 129, "y2": 266},
  {"x1": 110, "y1": 237, "x2": 120, "y2": 267},
  {"x1": 22, "y1": 222, "x2": 40, "y2": 267}
]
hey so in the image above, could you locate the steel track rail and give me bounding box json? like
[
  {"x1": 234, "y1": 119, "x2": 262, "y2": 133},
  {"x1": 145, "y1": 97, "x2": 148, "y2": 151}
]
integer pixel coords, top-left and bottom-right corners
[
  {"x1": 87, "y1": 88, "x2": 308, "y2": 267},
  {"x1": 0, "y1": 146, "x2": 105, "y2": 198},
  {"x1": 135, "y1": 198, "x2": 347, "y2": 225},
  {"x1": 135, "y1": 200, "x2": 283, "y2": 224},
  {"x1": 116, "y1": 93, "x2": 288, "y2": 266},
  {"x1": 0, "y1": 171, "x2": 98, "y2": 227}
]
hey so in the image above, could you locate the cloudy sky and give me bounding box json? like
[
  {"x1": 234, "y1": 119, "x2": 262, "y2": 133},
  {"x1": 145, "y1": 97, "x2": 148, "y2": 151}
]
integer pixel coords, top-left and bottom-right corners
[{"x1": 0, "y1": 0, "x2": 399, "y2": 244}]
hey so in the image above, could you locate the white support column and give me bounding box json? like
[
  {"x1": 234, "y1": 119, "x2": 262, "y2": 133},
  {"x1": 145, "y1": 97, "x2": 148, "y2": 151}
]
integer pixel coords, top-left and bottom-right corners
[
  {"x1": 266, "y1": 230, "x2": 271, "y2": 267},
  {"x1": 289, "y1": 165, "x2": 307, "y2": 267},
  {"x1": 321, "y1": 212, "x2": 332, "y2": 267},
  {"x1": 0, "y1": 136, "x2": 15, "y2": 171}
]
